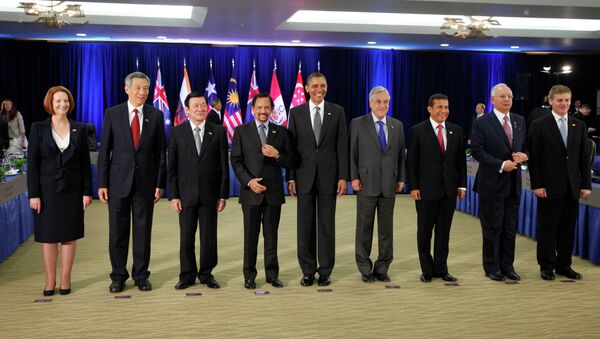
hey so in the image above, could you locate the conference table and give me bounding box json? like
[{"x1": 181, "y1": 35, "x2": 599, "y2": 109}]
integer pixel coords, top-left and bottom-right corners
[
  {"x1": 0, "y1": 174, "x2": 34, "y2": 262},
  {"x1": 456, "y1": 159, "x2": 600, "y2": 264}
]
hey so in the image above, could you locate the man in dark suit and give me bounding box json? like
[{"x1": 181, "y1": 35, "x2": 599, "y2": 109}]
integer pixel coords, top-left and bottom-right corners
[
  {"x1": 471, "y1": 83, "x2": 528, "y2": 282},
  {"x1": 527, "y1": 85, "x2": 592, "y2": 281},
  {"x1": 350, "y1": 86, "x2": 405, "y2": 283},
  {"x1": 98, "y1": 72, "x2": 166, "y2": 292},
  {"x1": 287, "y1": 72, "x2": 349, "y2": 287},
  {"x1": 572, "y1": 104, "x2": 598, "y2": 137},
  {"x1": 231, "y1": 92, "x2": 295, "y2": 289},
  {"x1": 408, "y1": 93, "x2": 467, "y2": 283},
  {"x1": 467, "y1": 102, "x2": 485, "y2": 146},
  {"x1": 206, "y1": 98, "x2": 223, "y2": 125},
  {"x1": 526, "y1": 95, "x2": 551, "y2": 130},
  {"x1": 168, "y1": 91, "x2": 229, "y2": 290}
]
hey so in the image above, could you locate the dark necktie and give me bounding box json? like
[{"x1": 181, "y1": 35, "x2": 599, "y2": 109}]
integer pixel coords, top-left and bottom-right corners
[
  {"x1": 313, "y1": 106, "x2": 322, "y2": 144},
  {"x1": 194, "y1": 126, "x2": 201, "y2": 155},
  {"x1": 131, "y1": 108, "x2": 140, "y2": 150},
  {"x1": 376, "y1": 120, "x2": 387, "y2": 152},
  {"x1": 502, "y1": 115, "x2": 512, "y2": 147},
  {"x1": 259, "y1": 124, "x2": 267, "y2": 145}
]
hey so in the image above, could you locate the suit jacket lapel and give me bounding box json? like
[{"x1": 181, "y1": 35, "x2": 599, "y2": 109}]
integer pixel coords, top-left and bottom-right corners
[
  {"x1": 548, "y1": 115, "x2": 567, "y2": 150},
  {"x1": 60, "y1": 120, "x2": 79, "y2": 164},
  {"x1": 199, "y1": 123, "x2": 213, "y2": 159},
  {"x1": 137, "y1": 105, "x2": 152, "y2": 150},
  {"x1": 266, "y1": 123, "x2": 278, "y2": 145},
  {"x1": 566, "y1": 116, "x2": 577, "y2": 151},
  {"x1": 488, "y1": 113, "x2": 512, "y2": 150},
  {"x1": 318, "y1": 102, "x2": 333, "y2": 147},
  {"x1": 119, "y1": 103, "x2": 136, "y2": 151},
  {"x1": 385, "y1": 118, "x2": 396, "y2": 153},
  {"x1": 445, "y1": 123, "x2": 456, "y2": 155},
  {"x1": 424, "y1": 122, "x2": 443, "y2": 155}
]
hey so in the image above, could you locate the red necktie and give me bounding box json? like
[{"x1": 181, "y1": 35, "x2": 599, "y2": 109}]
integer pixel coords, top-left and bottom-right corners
[
  {"x1": 437, "y1": 124, "x2": 445, "y2": 153},
  {"x1": 131, "y1": 108, "x2": 140, "y2": 149}
]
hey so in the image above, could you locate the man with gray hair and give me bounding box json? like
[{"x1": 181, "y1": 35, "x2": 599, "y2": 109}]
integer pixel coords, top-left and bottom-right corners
[
  {"x1": 98, "y1": 71, "x2": 166, "y2": 293},
  {"x1": 350, "y1": 86, "x2": 405, "y2": 283},
  {"x1": 207, "y1": 97, "x2": 223, "y2": 125},
  {"x1": 471, "y1": 83, "x2": 528, "y2": 282}
]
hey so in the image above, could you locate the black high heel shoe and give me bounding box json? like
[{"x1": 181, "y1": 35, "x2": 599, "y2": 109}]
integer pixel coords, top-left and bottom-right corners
[
  {"x1": 59, "y1": 286, "x2": 71, "y2": 295},
  {"x1": 43, "y1": 282, "x2": 56, "y2": 296}
]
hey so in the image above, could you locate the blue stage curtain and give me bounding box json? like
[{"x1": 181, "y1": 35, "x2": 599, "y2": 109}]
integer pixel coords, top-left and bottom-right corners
[{"x1": 1, "y1": 40, "x2": 531, "y2": 142}]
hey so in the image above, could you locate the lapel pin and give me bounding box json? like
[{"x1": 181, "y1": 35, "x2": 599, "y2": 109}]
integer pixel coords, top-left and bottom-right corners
[
  {"x1": 449, "y1": 131, "x2": 453, "y2": 135},
  {"x1": 272, "y1": 130, "x2": 276, "y2": 134},
  {"x1": 390, "y1": 125, "x2": 394, "y2": 129},
  {"x1": 327, "y1": 112, "x2": 331, "y2": 116},
  {"x1": 144, "y1": 119, "x2": 149, "y2": 122},
  {"x1": 571, "y1": 124, "x2": 576, "y2": 127},
  {"x1": 208, "y1": 131, "x2": 213, "y2": 135},
  {"x1": 72, "y1": 129, "x2": 77, "y2": 132}
]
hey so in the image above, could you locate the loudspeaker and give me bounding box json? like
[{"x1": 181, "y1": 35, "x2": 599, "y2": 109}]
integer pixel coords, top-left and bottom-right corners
[{"x1": 514, "y1": 73, "x2": 530, "y2": 99}]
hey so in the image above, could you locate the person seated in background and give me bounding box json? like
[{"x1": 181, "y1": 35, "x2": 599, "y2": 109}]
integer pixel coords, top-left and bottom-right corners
[
  {"x1": 527, "y1": 95, "x2": 551, "y2": 130},
  {"x1": 1, "y1": 99, "x2": 27, "y2": 156},
  {"x1": 27, "y1": 86, "x2": 93, "y2": 296},
  {"x1": 572, "y1": 104, "x2": 598, "y2": 137},
  {"x1": 467, "y1": 102, "x2": 485, "y2": 145}
]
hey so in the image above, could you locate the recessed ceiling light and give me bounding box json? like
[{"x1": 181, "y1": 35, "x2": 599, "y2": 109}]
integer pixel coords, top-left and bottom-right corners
[
  {"x1": 291, "y1": 39, "x2": 301, "y2": 43},
  {"x1": 76, "y1": 33, "x2": 87, "y2": 37},
  {"x1": 510, "y1": 45, "x2": 520, "y2": 49},
  {"x1": 440, "y1": 43, "x2": 450, "y2": 47},
  {"x1": 367, "y1": 41, "x2": 377, "y2": 45},
  {"x1": 157, "y1": 36, "x2": 167, "y2": 39}
]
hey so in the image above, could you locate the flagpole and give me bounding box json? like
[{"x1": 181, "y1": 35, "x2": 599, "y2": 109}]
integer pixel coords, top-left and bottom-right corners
[
  {"x1": 136, "y1": 57, "x2": 139, "y2": 71},
  {"x1": 274, "y1": 58, "x2": 277, "y2": 71},
  {"x1": 299, "y1": 60, "x2": 302, "y2": 71},
  {"x1": 210, "y1": 58, "x2": 213, "y2": 70},
  {"x1": 183, "y1": 57, "x2": 187, "y2": 69},
  {"x1": 157, "y1": 57, "x2": 160, "y2": 69},
  {"x1": 253, "y1": 58, "x2": 256, "y2": 70},
  {"x1": 317, "y1": 60, "x2": 320, "y2": 71}
]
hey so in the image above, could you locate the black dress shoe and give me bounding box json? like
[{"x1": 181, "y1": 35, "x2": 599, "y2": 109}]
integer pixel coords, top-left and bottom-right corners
[
  {"x1": 556, "y1": 267, "x2": 583, "y2": 280},
  {"x1": 374, "y1": 273, "x2": 391, "y2": 282},
  {"x1": 437, "y1": 273, "x2": 458, "y2": 282},
  {"x1": 109, "y1": 281, "x2": 125, "y2": 293},
  {"x1": 59, "y1": 288, "x2": 71, "y2": 295},
  {"x1": 43, "y1": 289, "x2": 55, "y2": 296},
  {"x1": 244, "y1": 279, "x2": 256, "y2": 289},
  {"x1": 361, "y1": 273, "x2": 375, "y2": 283},
  {"x1": 317, "y1": 274, "x2": 331, "y2": 286},
  {"x1": 200, "y1": 276, "x2": 220, "y2": 289},
  {"x1": 502, "y1": 271, "x2": 521, "y2": 281},
  {"x1": 267, "y1": 277, "x2": 283, "y2": 288},
  {"x1": 300, "y1": 274, "x2": 314, "y2": 286},
  {"x1": 485, "y1": 272, "x2": 506, "y2": 281},
  {"x1": 135, "y1": 279, "x2": 153, "y2": 291},
  {"x1": 175, "y1": 280, "x2": 194, "y2": 290},
  {"x1": 420, "y1": 274, "x2": 432, "y2": 283},
  {"x1": 540, "y1": 270, "x2": 555, "y2": 281}
]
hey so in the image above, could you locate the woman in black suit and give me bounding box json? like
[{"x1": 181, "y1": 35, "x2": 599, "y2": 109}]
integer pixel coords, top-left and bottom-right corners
[{"x1": 27, "y1": 86, "x2": 92, "y2": 296}]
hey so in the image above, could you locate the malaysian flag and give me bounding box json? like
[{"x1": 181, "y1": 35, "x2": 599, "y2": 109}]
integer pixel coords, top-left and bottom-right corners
[
  {"x1": 205, "y1": 60, "x2": 218, "y2": 112},
  {"x1": 289, "y1": 64, "x2": 306, "y2": 112},
  {"x1": 223, "y1": 76, "x2": 243, "y2": 143},
  {"x1": 244, "y1": 67, "x2": 260, "y2": 123},
  {"x1": 174, "y1": 61, "x2": 191, "y2": 126},
  {"x1": 153, "y1": 61, "x2": 171, "y2": 140},
  {"x1": 269, "y1": 62, "x2": 288, "y2": 126}
]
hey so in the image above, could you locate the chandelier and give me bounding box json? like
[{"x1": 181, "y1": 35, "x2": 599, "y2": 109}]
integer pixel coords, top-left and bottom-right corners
[
  {"x1": 440, "y1": 16, "x2": 500, "y2": 39},
  {"x1": 18, "y1": 1, "x2": 87, "y2": 28}
]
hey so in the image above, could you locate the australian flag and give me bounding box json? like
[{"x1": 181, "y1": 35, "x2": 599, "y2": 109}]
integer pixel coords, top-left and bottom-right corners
[{"x1": 153, "y1": 65, "x2": 171, "y2": 140}]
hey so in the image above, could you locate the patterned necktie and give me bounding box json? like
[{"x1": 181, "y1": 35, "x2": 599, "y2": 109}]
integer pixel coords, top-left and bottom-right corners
[
  {"x1": 502, "y1": 115, "x2": 512, "y2": 147},
  {"x1": 313, "y1": 106, "x2": 322, "y2": 144},
  {"x1": 559, "y1": 117, "x2": 568, "y2": 146},
  {"x1": 131, "y1": 108, "x2": 140, "y2": 150},
  {"x1": 259, "y1": 124, "x2": 267, "y2": 145},
  {"x1": 437, "y1": 124, "x2": 445, "y2": 153},
  {"x1": 194, "y1": 126, "x2": 202, "y2": 155},
  {"x1": 376, "y1": 120, "x2": 387, "y2": 152}
]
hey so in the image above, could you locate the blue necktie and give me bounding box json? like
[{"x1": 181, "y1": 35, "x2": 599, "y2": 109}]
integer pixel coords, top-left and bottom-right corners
[{"x1": 376, "y1": 120, "x2": 387, "y2": 152}]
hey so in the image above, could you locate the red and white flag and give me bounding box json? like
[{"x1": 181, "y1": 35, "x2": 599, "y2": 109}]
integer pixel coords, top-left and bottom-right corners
[
  {"x1": 289, "y1": 67, "x2": 306, "y2": 111},
  {"x1": 244, "y1": 68, "x2": 260, "y2": 123},
  {"x1": 269, "y1": 67, "x2": 288, "y2": 126}
]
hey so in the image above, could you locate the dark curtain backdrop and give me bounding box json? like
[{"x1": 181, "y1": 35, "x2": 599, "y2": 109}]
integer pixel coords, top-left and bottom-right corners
[{"x1": 1, "y1": 40, "x2": 598, "y2": 143}]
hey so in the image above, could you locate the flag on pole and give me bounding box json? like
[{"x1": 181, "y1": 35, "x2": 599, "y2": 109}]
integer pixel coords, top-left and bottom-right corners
[
  {"x1": 245, "y1": 66, "x2": 260, "y2": 123},
  {"x1": 289, "y1": 63, "x2": 306, "y2": 111},
  {"x1": 223, "y1": 59, "x2": 243, "y2": 143},
  {"x1": 269, "y1": 61, "x2": 288, "y2": 126},
  {"x1": 205, "y1": 59, "x2": 218, "y2": 112},
  {"x1": 174, "y1": 61, "x2": 191, "y2": 126},
  {"x1": 153, "y1": 60, "x2": 171, "y2": 140}
]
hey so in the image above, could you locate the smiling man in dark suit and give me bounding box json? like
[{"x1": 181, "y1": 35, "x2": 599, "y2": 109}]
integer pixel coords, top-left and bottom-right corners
[
  {"x1": 471, "y1": 83, "x2": 528, "y2": 282},
  {"x1": 98, "y1": 72, "x2": 166, "y2": 293},
  {"x1": 287, "y1": 72, "x2": 349, "y2": 287},
  {"x1": 231, "y1": 92, "x2": 295, "y2": 289},
  {"x1": 407, "y1": 93, "x2": 467, "y2": 283},
  {"x1": 207, "y1": 98, "x2": 223, "y2": 125},
  {"x1": 350, "y1": 86, "x2": 405, "y2": 283},
  {"x1": 168, "y1": 91, "x2": 229, "y2": 290},
  {"x1": 527, "y1": 85, "x2": 592, "y2": 281}
]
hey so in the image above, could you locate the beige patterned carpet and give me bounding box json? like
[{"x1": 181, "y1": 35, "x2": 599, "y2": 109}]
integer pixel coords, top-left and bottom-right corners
[{"x1": 1, "y1": 195, "x2": 599, "y2": 338}]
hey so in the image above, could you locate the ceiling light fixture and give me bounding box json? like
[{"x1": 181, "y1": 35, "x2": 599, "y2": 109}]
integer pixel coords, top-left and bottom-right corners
[
  {"x1": 510, "y1": 45, "x2": 519, "y2": 49},
  {"x1": 440, "y1": 43, "x2": 450, "y2": 47},
  {"x1": 367, "y1": 41, "x2": 377, "y2": 45},
  {"x1": 76, "y1": 32, "x2": 86, "y2": 36},
  {"x1": 18, "y1": 1, "x2": 87, "y2": 28},
  {"x1": 291, "y1": 39, "x2": 301, "y2": 43}
]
